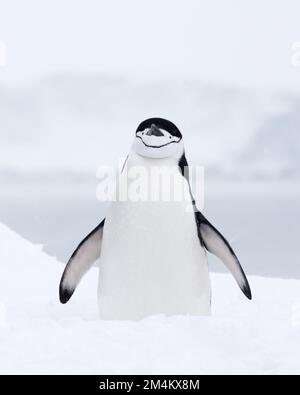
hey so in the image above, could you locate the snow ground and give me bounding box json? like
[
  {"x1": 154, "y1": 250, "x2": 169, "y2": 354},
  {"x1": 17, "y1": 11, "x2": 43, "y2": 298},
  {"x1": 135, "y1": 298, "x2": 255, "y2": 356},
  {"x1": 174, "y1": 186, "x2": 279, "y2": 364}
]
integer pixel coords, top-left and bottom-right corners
[{"x1": 0, "y1": 222, "x2": 300, "y2": 375}]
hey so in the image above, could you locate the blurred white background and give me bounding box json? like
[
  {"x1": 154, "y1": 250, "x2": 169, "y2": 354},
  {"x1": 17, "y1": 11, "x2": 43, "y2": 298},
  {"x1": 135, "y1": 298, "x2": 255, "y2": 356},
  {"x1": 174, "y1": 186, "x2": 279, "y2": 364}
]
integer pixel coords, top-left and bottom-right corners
[{"x1": 0, "y1": 0, "x2": 299, "y2": 277}]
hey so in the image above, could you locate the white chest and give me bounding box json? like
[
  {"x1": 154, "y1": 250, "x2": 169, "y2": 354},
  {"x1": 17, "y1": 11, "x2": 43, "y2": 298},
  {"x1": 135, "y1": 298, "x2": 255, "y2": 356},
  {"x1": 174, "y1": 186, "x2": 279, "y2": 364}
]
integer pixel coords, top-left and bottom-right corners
[{"x1": 97, "y1": 154, "x2": 211, "y2": 319}]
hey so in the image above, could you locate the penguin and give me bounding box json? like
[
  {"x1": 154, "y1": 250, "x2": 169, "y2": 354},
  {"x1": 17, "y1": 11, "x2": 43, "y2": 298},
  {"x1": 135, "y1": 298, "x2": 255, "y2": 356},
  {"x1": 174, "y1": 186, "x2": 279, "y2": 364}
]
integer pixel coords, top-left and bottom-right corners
[{"x1": 59, "y1": 118, "x2": 251, "y2": 320}]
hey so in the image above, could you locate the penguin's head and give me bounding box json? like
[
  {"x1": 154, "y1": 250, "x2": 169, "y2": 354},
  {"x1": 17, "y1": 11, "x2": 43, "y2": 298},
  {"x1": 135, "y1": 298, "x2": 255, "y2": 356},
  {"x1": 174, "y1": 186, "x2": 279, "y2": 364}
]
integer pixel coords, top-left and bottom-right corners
[{"x1": 133, "y1": 118, "x2": 184, "y2": 159}]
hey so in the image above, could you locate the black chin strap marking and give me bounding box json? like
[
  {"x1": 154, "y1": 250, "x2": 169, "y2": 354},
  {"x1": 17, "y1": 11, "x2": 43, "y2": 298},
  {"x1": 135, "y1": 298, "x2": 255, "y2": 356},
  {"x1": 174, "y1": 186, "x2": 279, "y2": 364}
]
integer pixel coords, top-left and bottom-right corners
[{"x1": 136, "y1": 135, "x2": 182, "y2": 149}]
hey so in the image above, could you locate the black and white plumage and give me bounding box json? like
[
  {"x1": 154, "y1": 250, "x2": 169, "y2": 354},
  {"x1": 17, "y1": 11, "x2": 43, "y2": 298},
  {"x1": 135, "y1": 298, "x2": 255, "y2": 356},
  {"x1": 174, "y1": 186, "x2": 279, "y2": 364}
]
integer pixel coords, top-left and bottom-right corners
[
  {"x1": 59, "y1": 219, "x2": 105, "y2": 304},
  {"x1": 59, "y1": 118, "x2": 251, "y2": 318}
]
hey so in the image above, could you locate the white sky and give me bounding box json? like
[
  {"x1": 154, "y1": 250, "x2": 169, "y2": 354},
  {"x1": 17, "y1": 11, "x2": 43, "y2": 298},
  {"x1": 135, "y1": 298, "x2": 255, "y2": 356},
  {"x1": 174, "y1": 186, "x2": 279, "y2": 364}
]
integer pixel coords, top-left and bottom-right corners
[{"x1": 0, "y1": 0, "x2": 300, "y2": 89}]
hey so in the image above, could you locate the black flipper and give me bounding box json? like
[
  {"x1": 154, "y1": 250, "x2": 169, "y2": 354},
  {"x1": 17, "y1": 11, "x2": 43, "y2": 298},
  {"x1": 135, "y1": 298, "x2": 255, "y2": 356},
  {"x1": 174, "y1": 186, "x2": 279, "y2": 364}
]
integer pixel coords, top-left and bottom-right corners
[
  {"x1": 59, "y1": 219, "x2": 105, "y2": 304},
  {"x1": 195, "y1": 211, "x2": 252, "y2": 300},
  {"x1": 178, "y1": 153, "x2": 251, "y2": 300}
]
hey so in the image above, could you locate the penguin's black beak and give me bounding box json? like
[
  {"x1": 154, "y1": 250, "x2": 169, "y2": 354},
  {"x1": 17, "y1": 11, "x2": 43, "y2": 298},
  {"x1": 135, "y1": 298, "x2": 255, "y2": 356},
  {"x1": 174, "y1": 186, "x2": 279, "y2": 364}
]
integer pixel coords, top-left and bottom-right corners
[{"x1": 146, "y1": 124, "x2": 164, "y2": 137}]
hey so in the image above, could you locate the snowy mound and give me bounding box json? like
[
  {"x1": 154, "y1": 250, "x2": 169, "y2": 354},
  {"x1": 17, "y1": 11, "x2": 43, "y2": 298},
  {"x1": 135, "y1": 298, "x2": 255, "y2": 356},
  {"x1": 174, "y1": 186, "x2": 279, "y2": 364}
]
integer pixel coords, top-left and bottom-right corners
[
  {"x1": 0, "y1": 222, "x2": 300, "y2": 374},
  {"x1": 0, "y1": 222, "x2": 61, "y2": 303}
]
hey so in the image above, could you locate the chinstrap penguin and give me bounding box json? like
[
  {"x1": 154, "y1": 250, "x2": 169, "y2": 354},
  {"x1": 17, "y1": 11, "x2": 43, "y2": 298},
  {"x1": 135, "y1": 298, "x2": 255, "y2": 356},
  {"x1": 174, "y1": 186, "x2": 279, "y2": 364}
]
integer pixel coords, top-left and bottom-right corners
[{"x1": 59, "y1": 118, "x2": 251, "y2": 320}]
